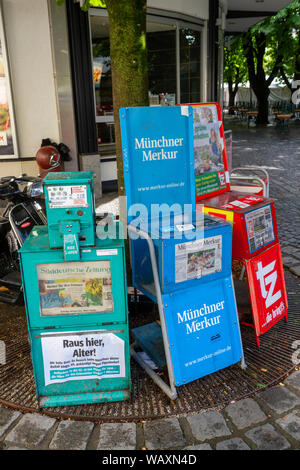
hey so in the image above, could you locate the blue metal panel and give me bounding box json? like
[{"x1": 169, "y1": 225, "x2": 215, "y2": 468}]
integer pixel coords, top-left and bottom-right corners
[
  {"x1": 162, "y1": 277, "x2": 243, "y2": 385},
  {"x1": 132, "y1": 322, "x2": 166, "y2": 370},
  {"x1": 120, "y1": 106, "x2": 195, "y2": 221},
  {"x1": 131, "y1": 214, "x2": 233, "y2": 296}
]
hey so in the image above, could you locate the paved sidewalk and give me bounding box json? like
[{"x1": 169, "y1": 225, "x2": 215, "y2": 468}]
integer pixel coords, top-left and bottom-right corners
[
  {"x1": 0, "y1": 370, "x2": 299, "y2": 450},
  {"x1": 227, "y1": 120, "x2": 300, "y2": 274}
]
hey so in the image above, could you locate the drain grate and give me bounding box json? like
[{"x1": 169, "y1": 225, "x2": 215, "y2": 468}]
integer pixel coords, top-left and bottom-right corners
[{"x1": 0, "y1": 271, "x2": 299, "y2": 422}]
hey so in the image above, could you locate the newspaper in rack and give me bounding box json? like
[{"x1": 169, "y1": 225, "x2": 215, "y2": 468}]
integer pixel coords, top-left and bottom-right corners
[
  {"x1": 192, "y1": 106, "x2": 227, "y2": 197},
  {"x1": 175, "y1": 235, "x2": 222, "y2": 283},
  {"x1": 37, "y1": 260, "x2": 113, "y2": 316},
  {"x1": 47, "y1": 185, "x2": 88, "y2": 208},
  {"x1": 245, "y1": 205, "x2": 275, "y2": 253}
]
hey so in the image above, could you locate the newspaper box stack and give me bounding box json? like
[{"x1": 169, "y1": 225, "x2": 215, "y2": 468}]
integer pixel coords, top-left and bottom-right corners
[
  {"x1": 120, "y1": 105, "x2": 245, "y2": 400},
  {"x1": 19, "y1": 171, "x2": 130, "y2": 407},
  {"x1": 189, "y1": 102, "x2": 288, "y2": 347}
]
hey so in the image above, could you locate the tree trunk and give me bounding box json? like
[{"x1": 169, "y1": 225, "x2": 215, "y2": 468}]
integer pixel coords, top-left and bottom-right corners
[
  {"x1": 253, "y1": 86, "x2": 270, "y2": 125},
  {"x1": 228, "y1": 87, "x2": 238, "y2": 111},
  {"x1": 105, "y1": 0, "x2": 149, "y2": 284},
  {"x1": 294, "y1": 31, "x2": 300, "y2": 82},
  {"x1": 242, "y1": 32, "x2": 270, "y2": 125},
  {"x1": 292, "y1": 31, "x2": 300, "y2": 107},
  {"x1": 106, "y1": 0, "x2": 149, "y2": 197},
  {"x1": 227, "y1": 75, "x2": 239, "y2": 114}
]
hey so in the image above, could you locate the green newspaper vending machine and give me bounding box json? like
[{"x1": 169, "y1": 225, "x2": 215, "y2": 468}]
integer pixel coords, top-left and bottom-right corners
[{"x1": 19, "y1": 172, "x2": 130, "y2": 407}]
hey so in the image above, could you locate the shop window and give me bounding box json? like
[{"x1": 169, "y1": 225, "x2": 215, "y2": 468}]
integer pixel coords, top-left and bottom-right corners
[
  {"x1": 180, "y1": 28, "x2": 201, "y2": 104},
  {"x1": 147, "y1": 23, "x2": 176, "y2": 106},
  {"x1": 91, "y1": 15, "x2": 114, "y2": 146},
  {"x1": 90, "y1": 11, "x2": 202, "y2": 148}
]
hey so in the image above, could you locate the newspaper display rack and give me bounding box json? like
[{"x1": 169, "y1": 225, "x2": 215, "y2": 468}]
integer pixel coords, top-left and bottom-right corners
[
  {"x1": 19, "y1": 171, "x2": 131, "y2": 407},
  {"x1": 190, "y1": 102, "x2": 288, "y2": 347},
  {"x1": 120, "y1": 105, "x2": 245, "y2": 400}
]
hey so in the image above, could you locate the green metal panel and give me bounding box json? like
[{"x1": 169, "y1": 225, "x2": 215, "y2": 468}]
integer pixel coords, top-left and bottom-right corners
[
  {"x1": 29, "y1": 324, "x2": 131, "y2": 407},
  {"x1": 19, "y1": 226, "x2": 127, "y2": 329},
  {"x1": 20, "y1": 169, "x2": 131, "y2": 407},
  {"x1": 44, "y1": 171, "x2": 95, "y2": 183},
  {"x1": 43, "y1": 171, "x2": 96, "y2": 248},
  {"x1": 19, "y1": 223, "x2": 131, "y2": 406}
]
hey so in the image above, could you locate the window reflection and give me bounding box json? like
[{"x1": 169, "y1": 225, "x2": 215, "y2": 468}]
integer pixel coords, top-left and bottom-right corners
[
  {"x1": 91, "y1": 16, "x2": 114, "y2": 145},
  {"x1": 90, "y1": 14, "x2": 202, "y2": 147},
  {"x1": 0, "y1": 35, "x2": 15, "y2": 156},
  {"x1": 93, "y1": 40, "x2": 112, "y2": 117},
  {"x1": 180, "y1": 28, "x2": 201, "y2": 104},
  {"x1": 147, "y1": 24, "x2": 176, "y2": 106}
]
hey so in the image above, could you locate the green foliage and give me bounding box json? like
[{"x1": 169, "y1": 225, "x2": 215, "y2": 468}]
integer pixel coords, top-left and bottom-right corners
[
  {"x1": 82, "y1": 0, "x2": 106, "y2": 11},
  {"x1": 93, "y1": 38, "x2": 110, "y2": 58},
  {"x1": 236, "y1": 1, "x2": 300, "y2": 122},
  {"x1": 224, "y1": 36, "x2": 248, "y2": 87},
  {"x1": 253, "y1": 0, "x2": 300, "y2": 36},
  {"x1": 250, "y1": 0, "x2": 300, "y2": 84},
  {"x1": 56, "y1": 0, "x2": 106, "y2": 10}
]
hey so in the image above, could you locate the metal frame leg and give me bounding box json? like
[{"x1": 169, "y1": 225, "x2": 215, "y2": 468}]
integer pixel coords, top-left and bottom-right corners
[
  {"x1": 231, "y1": 273, "x2": 247, "y2": 370},
  {"x1": 230, "y1": 166, "x2": 269, "y2": 197},
  {"x1": 127, "y1": 225, "x2": 178, "y2": 400}
]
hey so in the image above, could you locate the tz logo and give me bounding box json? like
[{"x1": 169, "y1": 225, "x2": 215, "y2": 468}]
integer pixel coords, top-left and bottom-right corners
[{"x1": 256, "y1": 259, "x2": 281, "y2": 308}]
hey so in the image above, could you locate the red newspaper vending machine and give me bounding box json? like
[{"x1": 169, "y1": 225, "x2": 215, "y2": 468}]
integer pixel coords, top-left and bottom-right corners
[{"x1": 191, "y1": 102, "x2": 288, "y2": 347}]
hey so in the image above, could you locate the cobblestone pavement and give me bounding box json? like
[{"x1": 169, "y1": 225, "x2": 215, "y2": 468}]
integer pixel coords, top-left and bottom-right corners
[
  {"x1": 1, "y1": 119, "x2": 300, "y2": 451},
  {"x1": 227, "y1": 119, "x2": 300, "y2": 275},
  {"x1": 0, "y1": 370, "x2": 299, "y2": 450}
]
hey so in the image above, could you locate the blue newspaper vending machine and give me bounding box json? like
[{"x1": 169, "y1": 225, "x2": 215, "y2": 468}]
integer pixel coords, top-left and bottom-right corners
[{"x1": 120, "y1": 106, "x2": 245, "y2": 400}]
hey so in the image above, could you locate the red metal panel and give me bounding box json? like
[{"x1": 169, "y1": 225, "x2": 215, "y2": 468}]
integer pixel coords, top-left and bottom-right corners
[
  {"x1": 198, "y1": 191, "x2": 279, "y2": 260},
  {"x1": 246, "y1": 243, "x2": 288, "y2": 338}
]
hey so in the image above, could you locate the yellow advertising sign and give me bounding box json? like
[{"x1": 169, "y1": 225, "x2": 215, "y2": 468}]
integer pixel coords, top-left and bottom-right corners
[{"x1": 203, "y1": 206, "x2": 234, "y2": 224}]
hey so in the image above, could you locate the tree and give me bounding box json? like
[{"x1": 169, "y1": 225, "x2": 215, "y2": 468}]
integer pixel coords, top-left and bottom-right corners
[
  {"x1": 261, "y1": 0, "x2": 300, "y2": 89},
  {"x1": 224, "y1": 36, "x2": 248, "y2": 112},
  {"x1": 242, "y1": 0, "x2": 300, "y2": 123},
  {"x1": 57, "y1": 0, "x2": 149, "y2": 281},
  {"x1": 267, "y1": 1, "x2": 300, "y2": 105},
  {"x1": 105, "y1": 0, "x2": 149, "y2": 197},
  {"x1": 57, "y1": 0, "x2": 149, "y2": 197},
  {"x1": 242, "y1": 30, "x2": 282, "y2": 124}
]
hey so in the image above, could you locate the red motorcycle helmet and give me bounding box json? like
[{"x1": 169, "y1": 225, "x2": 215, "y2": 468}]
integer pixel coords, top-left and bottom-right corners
[{"x1": 35, "y1": 145, "x2": 62, "y2": 178}]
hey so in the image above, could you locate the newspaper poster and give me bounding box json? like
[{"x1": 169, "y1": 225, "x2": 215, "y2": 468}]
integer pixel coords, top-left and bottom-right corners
[
  {"x1": 245, "y1": 205, "x2": 275, "y2": 253},
  {"x1": 47, "y1": 185, "x2": 88, "y2": 208},
  {"x1": 37, "y1": 261, "x2": 113, "y2": 316},
  {"x1": 0, "y1": 31, "x2": 17, "y2": 157},
  {"x1": 175, "y1": 235, "x2": 222, "y2": 283},
  {"x1": 192, "y1": 106, "x2": 226, "y2": 197},
  {"x1": 194, "y1": 105, "x2": 219, "y2": 125},
  {"x1": 41, "y1": 331, "x2": 125, "y2": 386}
]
